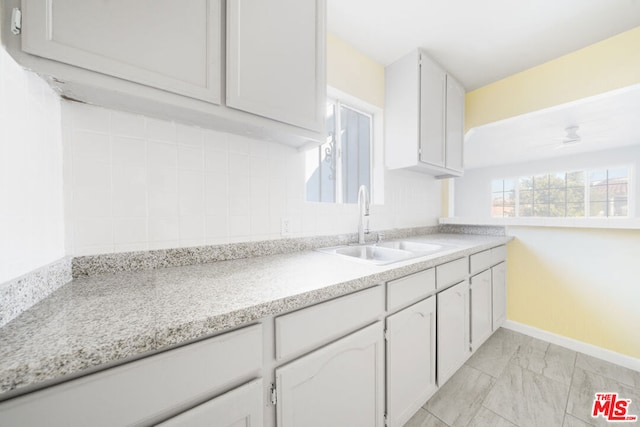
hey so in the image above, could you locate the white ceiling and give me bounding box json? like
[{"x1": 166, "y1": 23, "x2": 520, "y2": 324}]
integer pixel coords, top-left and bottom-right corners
[
  {"x1": 464, "y1": 85, "x2": 640, "y2": 169},
  {"x1": 328, "y1": 0, "x2": 640, "y2": 91}
]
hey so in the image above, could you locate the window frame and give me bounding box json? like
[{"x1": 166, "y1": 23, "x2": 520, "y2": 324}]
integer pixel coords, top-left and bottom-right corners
[
  {"x1": 491, "y1": 165, "x2": 633, "y2": 218},
  {"x1": 305, "y1": 93, "x2": 376, "y2": 205}
]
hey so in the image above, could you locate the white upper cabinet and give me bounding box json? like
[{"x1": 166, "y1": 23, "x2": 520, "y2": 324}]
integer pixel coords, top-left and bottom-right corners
[
  {"x1": 3, "y1": 0, "x2": 326, "y2": 147},
  {"x1": 385, "y1": 49, "x2": 465, "y2": 178},
  {"x1": 227, "y1": 0, "x2": 326, "y2": 133},
  {"x1": 22, "y1": 0, "x2": 222, "y2": 103}
]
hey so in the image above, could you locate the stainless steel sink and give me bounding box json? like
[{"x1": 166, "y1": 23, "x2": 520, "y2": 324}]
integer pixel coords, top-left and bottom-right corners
[
  {"x1": 317, "y1": 239, "x2": 452, "y2": 265},
  {"x1": 376, "y1": 241, "x2": 443, "y2": 254},
  {"x1": 317, "y1": 244, "x2": 415, "y2": 265}
]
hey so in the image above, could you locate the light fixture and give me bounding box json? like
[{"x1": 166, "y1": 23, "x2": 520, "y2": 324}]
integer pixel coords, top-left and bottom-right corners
[{"x1": 562, "y1": 126, "x2": 581, "y2": 145}]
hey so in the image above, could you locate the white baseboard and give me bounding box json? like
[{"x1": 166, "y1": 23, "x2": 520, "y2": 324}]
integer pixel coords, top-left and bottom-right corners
[{"x1": 502, "y1": 320, "x2": 640, "y2": 373}]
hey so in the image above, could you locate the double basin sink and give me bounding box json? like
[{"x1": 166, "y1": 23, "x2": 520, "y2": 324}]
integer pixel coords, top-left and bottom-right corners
[{"x1": 317, "y1": 240, "x2": 448, "y2": 265}]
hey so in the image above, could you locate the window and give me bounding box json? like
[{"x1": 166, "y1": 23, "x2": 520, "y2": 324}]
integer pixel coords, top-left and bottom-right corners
[
  {"x1": 491, "y1": 167, "x2": 630, "y2": 218},
  {"x1": 305, "y1": 99, "x2": 372, "y2": 203}
]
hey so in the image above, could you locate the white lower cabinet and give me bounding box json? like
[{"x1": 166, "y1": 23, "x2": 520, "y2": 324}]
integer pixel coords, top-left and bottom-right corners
[
  {"x1": 386, "y1": 297, "x2": 437, "y2": 427},
  {"x1": 470, "y1": 269, "x2": 493, "y2": 351},
  {"x1": 436, "y1": 281, "x2": 470, "y2": 386},
  {"x1": 275, "y1": 322, "x2": 385, "y2": 427},
  {"x1": 492, "y1": 261, "x2": 507, "y2": 329},
  {"x1": 157, "y1": 379, "x2": 263, "y2": 427}
]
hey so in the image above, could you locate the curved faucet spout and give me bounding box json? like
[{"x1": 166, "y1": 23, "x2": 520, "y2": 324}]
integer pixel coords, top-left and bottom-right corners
[{"x1": 357, "y1": 185, "x2": 370, "y2": 244}]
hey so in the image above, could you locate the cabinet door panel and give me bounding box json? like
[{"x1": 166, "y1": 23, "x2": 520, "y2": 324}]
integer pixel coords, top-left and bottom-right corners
[
  {"x1": 437, "y1": 281, "x2": 469, "y2": 386},
  {"x1": 445, "y1": 75, "x2": 464, "y2": 173},
  {"x1": 492, "y1": 262, "x2": 507, "y2": 329},
  {"x1": 419, "y1": 54, "x2": 446, "y2": 167},
  {"x1": 22, "y1": 0, "x2": 221, "y2": 103},
  {"x1": 157, "y1": 379, "x2": 263, "y2": 427},
  {"x1": 276, "y1": 322, "x2": 385, "y2": 427},
  {"x1": 470, "y1": 270, "x2": 492, "y2": 350},
  {"x1": 386, "y1": 297, "x2": 437, "y2": 427},
  {"x1": 227, "y1": 0, "x2": 325, "y2": 132}
]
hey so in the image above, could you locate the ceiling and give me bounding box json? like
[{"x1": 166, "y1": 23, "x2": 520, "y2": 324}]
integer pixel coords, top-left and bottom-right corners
[
  {"x1": 327, "y1": 0, "x2": 640, "y2": 91},
  {"x1": 464, "y1": 85, "x2": 640, "y2": 169}
]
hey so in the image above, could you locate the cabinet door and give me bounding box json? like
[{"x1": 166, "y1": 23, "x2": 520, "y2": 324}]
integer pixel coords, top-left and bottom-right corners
[
  {"x1": 437, "y1": 281, "x2": 470, "y2": 386},
  {"x1": 419, "y1": 53, "x2": 446, "y2": 167},
  {"x1": 157, "y1": 379, "x2": 263, "y2": 427},
  {"x1": 21, "y1": 0, "x2": 222, "y2": 103},
  {"x1": 470, "y1": 270, "x2": 492, "y2": 351},
  {"x1": 276, "y1": 322, "x2": 385, "y2": 427},
  {"x1": 445, "y1": 75, "x2": 464, "y2": 173},
  {"x1": 386, "y1": 297, "x2": 437, "y2": 427},
  {"x1": 492, "y1": 262, "x2": 507, "y2": 329},
  {"x1": 227, "y1": 0, "x2": 326, "y2": 132}
]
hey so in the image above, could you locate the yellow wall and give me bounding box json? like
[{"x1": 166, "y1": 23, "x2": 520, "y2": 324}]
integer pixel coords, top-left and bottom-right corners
[
  {"x1": 465, "y1": 26, "x2": 640, "y2": 130},
  {"x1": 507, "y1": 227, "x2": 640, "y2": 358},
  {"x1": 326, "y1": 32, "x2": 385, "y2": 108}
]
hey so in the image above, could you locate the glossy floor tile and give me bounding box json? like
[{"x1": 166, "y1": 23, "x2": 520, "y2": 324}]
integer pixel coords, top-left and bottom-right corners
[{"x1": 406, "y1": 328, "x2": 640, "y2": 427}]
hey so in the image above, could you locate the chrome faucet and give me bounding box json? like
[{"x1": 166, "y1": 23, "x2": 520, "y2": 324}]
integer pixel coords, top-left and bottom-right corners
[{"x1": 357, "y1": 185, "x2": 370, "y2": 244}]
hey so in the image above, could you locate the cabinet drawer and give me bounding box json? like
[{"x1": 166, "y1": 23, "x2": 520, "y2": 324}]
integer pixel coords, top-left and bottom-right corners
[
  {"x1": 491, "y1": 245, "x2": 507, "y2": 265},
  {"x1": 469, "y1": 249, "x2": 492, "y2": 274},
  {"x1": 158, "y1": 378, "x2": 263, "y2": 427},
  {"x1": 0, "y1": 325, "x2": 262, "y2": 427},
  {"x1": 387, "y1": 268, "x2": 436, "y2": 312},
  {"x1": 275, "y1": 286, "x2": 384, "y2": 361},
  {"x1": 436, "y1": 258, "x2": 468, "y2": 289}
]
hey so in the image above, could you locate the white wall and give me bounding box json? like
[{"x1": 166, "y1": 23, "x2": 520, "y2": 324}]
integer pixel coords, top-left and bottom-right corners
[
  {"x1": 0, "y1": 48, "x2": 65, "y2": 283},
  {"x1": 455, "y1": 145, "x2": 640, "y2": 218},
  {"x1": 63, "y1": 102, "x2": 440, "y2": 256}
]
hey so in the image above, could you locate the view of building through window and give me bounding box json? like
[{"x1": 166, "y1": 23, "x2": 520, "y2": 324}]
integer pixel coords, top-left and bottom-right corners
[
  {"x1": 492, "y1": 168, "x2": 629, "y2": 218},
  {"x1": 305, "y1": 100, "x2": 372, "y2": 204}
]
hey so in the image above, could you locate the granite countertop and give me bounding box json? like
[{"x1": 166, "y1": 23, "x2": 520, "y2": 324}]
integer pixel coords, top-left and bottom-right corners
[{"x1": 0, "y1": 233, "x2": 512, "y2": 399}]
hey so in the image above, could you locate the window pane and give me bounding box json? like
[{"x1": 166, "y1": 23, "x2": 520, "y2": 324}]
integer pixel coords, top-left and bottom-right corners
[
  {"x1": 519, "y1": 177, "x2": 533, "y2": 191},
  {"x1": 519, "y1": 204, "x2": 533, "y2": 216},
  {"x1": 491, "y1": 180, "x2": 503, "y2": 193},
  {"x1": 549, "y1": 173, "x2": 566, "y2": 189},
  {"x1": 534, "y1": 204, "x2": 549, "y2": 217},
  {"x1": 567, "y1": 187, "x2": 584, "y2": 203},
  {"x1": 492, "y1": 199, "x2": 504, "y2": 217},
  {"x1": 504, "y1": 190, "x2": 515, "y2": 204},
  {"x1": 610, "y1": 198, "x2": 628, "y2": 217},
  {"x1": 305, "y1": 103, "x2": 337, "y2": 203},
  {"x1": 534, "y1": 190, "x2": 550, "y2": 204},
  {"x1": 504, "y1": 179, "x2": 516, "y2": 192},
  {"x1": 503, "y1": 205, "x2": 516, "y2": 217},
  {"x1": 534, "y1": 174, "x2": 550, "y2": 189},
  {"x1": 589, "y1": 185, "x2": 607, "y2": 202},
  {"x1": 549, "y1": 203, "x2": 566, "y2": 217},
  {"x1": 589, "y1": 170, "x2": 607, "y2": 185},
  {"x1": 549, "y1": 187, "x2": 565, "y2": 204},
  {"x1": 590, "y1": 202, "x2": 607, "y2": 217},
  {"x1": 609, "y1": 182, "x2": 628, "y2": 198},
  {"x1": 519, "y1": 190, "x2": 533, "y2": 205},
  {"x1": 608, "y1": 168, "x2": 628, "y2": 181},
  {"x1": 340, "y1": 106, "x2": 371, "y2": 204},
  {"x1": 566, "y1": 171, "x2": 585, "y2": 186},
  {"x1": 567, "y1": 203, "x2": 585, "y2": 217}
]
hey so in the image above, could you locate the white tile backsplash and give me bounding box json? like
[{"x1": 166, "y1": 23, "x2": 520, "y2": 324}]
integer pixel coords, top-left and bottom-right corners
[
  {"x1": 62, "y1": 100, "x2": 441, "y2": 256},
  {"x1": 0, "y1": 48, "x2": 65, "y2": 283}
]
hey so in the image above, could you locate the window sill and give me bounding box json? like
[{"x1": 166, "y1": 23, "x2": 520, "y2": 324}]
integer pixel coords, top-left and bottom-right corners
[{"x1": 439, "y1": 217, "x2": 640, "y2": 230}]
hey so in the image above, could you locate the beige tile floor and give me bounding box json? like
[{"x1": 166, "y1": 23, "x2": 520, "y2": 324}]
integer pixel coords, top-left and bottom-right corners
[{"x1": 405, "y1": 328, "x2": 640, "y2": 427}]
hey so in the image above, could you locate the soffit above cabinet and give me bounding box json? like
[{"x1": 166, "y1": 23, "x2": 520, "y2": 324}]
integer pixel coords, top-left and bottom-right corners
[{"x1": 464, "y1": 84, "x2": 640, "y2": 169}]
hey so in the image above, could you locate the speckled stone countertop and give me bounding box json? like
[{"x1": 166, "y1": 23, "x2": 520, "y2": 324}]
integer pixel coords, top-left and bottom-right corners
[{"x1": 0, "y1": 233, "x2": 511, "y2": 399}]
